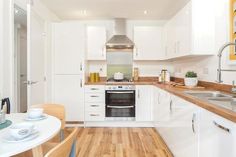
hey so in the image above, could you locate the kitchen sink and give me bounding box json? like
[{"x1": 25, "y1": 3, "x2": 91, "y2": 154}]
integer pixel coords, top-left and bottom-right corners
[
  {"x1": 184, "y1": 90, "x2": 236, "y2": 111},
  {"x1": 184, "y1": 91, "x2": 231, "y2": 98}
]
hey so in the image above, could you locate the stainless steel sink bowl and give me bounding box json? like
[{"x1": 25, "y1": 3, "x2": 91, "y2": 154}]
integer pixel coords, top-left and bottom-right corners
[
  {"x1": 184, "y1": 90, "x2": 236, "y2": 112},
  {"x1": 184, "y1": 91, "x2": 231, "y2": 98}
]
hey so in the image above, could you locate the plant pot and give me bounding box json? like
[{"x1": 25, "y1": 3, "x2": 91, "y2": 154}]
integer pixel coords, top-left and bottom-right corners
[{"x1": 184, "y1": 77, "x2": 198, "y2": 87}]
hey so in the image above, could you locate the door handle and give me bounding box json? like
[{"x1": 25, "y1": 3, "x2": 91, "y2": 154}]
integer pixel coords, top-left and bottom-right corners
[
  {"x1": 169, "y1": 99, "x2": 173, "y2": 112},
  {"x1": 23, "y1": 81, "x2": 38, "y2": 85},
  {"x1": 213, "y1": 121, "x2": 230, "y2": 133},
  {"x1": 192, "y1": 113, "x2": 196, "y2": 133}
]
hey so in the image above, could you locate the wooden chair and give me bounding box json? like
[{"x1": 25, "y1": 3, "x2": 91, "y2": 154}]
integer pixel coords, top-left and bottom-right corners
[
  {"x1": 44, "y1": 127, "x2": 78, "y2": 157},
  {"x1": 31, "y1": 104, "x2": 65, "y2": 141}
]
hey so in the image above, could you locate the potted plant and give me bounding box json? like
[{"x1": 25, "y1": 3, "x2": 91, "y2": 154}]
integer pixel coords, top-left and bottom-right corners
[{"x1": 184, "y1": 71, "x2": 198, "y2": 87}]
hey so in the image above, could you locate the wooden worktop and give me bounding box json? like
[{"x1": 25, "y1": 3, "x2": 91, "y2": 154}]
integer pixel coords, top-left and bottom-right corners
[{"x1": 85, "y1": 77, "x2": 236, "y2": 123}]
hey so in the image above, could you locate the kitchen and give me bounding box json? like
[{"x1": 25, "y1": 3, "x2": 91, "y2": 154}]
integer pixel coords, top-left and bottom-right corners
[{"x1": 0, "y1": 0, "x2": 236, "y2": 157}]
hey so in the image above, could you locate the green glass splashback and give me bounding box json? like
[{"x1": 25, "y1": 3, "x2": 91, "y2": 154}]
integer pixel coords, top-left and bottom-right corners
[{"x1": 107, "y1": 64, "x2": 132, "y2": 79}]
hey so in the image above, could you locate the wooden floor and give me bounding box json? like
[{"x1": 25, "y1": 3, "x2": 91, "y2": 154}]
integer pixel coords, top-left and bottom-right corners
[
  {"x1": 74, "y1": 128, "x2": 172, "y2": 157},
  {"x1": 14, "y1": 127, "x2": 172, "y2": 157}
]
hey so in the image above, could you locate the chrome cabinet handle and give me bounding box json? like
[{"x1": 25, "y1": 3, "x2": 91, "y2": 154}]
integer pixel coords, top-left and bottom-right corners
[
  {"x1": 169, "y1": 99, "x2": 173, "y2": 112},
  {"x1": 23, "y1": 81, "x2": 38, "y2": 85},
  {"x1": 90, "y1": 95, "x2": 99, "y2": 98},
  {"x1": 80, "y1": 79, "x2": 82, "y2": 88},
  {"x1": 158, "y1": 93, "x2": 160, "y2": 104},
  {"x1": 138, "y1": 89, "x2": 140, "y2": 98},
  {"x1": 192, "y1": 113, "x2": 196, "y2": 133},
  {"x1": 90, "y1": 114, "x2": 100, "y2": 117},
  {"x1": 80, "y1": 62, "x2": 83, "y2": 71},
  {"x1": 91, "y1": 88, "x2": 99, "y2": 90},
  {"x1": 213, "y1": 121, "x2": 230, "y2": 133},
  {"x1": 90, "y1": 105, "x2": 99, "y2": 107}
]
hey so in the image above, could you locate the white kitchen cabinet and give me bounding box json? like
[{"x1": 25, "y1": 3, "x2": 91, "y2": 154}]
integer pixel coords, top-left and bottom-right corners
[
  {"x1": 84, "y1": 85, "x2": 105, "y2": 122},
  {"x1": 136, "y1": 85, "x2": 153, "y2": 121},
  {"x1": 163, "y1": 0, "x2": 215, "y2": 59},
  {"x1": 54, "y1": 75, "x2": 84, "y2": 122},
  {"x1": 86, "y1": 26, "x2": 106, "y2": 60},
  {"x1": 154, "y1": 88, "x2": 199, "y2": 157},
  {"x1": 53, "y1": 22, "x2": 85, "y2": 74},
  {"x1": 133, "y1": 26, "x2": 164, "y2": 60},
  {"x1": 199, "y1": 109, "x2": 236, "y2": 157}
]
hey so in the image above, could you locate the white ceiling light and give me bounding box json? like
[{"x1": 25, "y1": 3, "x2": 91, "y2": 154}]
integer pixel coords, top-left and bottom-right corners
[
  {"x1": 79, "y1": 10, "x2": 87, "y2": 16},
  {"x1": 144, "y1": 10, "x2": 148, "y2": 15}
]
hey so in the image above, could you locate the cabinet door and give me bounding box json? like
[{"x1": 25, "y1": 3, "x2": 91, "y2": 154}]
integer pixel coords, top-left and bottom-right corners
[
  {"x1": 199, "y1": 109, "x2": 236, "y2": 157},
  {"x1": 175, "y1": 2, "x2": 191, "y2": 57},
  {"x1": 136, "y1": 85, "x2": 153, "y2": 121},
  {"x1": 54, "y1": 75, "x2": 84, "y2": 121},
  {"x1": 133, "y1": 26, "x2": 164, "y2": 60},
  {"x1": 54, "y1": 22, "x2": 85, "y2": 74},
  {"x1": 86, "y1": 26, "x2": 106, "y2": 60},
  {"x1": 155, "y1": 88, "x2": 171, "y2": 122}
]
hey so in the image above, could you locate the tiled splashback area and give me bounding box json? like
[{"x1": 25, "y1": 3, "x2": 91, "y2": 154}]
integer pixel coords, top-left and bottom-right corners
[{"x1": 106, "y1": 52, "x2": 133, "y2": 79}]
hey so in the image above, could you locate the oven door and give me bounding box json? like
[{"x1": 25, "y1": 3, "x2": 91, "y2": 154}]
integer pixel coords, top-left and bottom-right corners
[{"x1": 105, "y1": 90, "x2": 135, "y2": 117}]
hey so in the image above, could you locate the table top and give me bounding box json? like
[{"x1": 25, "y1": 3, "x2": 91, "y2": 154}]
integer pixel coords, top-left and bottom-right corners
[{"x1": 0, "y1": 113, "x2": 61, "y2": 157}]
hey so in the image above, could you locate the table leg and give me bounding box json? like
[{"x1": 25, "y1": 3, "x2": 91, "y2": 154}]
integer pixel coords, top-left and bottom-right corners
[{"x1": 32, "y1": 145, "x2": 43, "y2": 157}]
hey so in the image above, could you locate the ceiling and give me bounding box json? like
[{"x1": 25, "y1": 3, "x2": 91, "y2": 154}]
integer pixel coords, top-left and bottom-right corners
[{"x1": 40, "y1": 0, "x2": 190, "y2": 20}]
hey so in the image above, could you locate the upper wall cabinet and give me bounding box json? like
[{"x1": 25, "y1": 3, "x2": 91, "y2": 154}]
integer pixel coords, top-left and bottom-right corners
[
  {"x1": 53, "y1": 22, "x2": 85, "y2": 74},
  {"x1": 164, "y1": 0, "x2": 216, "y2": 60},
  {"x1": 86, "y1": 26, "x2": 107, "y2": 60},
  {"x1": 133, "y1": 26, "x2": 164, "y2": 60}
]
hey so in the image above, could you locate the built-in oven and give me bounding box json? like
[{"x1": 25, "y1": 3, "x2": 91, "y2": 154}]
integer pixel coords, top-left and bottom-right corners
[{"x1": 105, "y1": 85, "x2": 135, "y2": 118}]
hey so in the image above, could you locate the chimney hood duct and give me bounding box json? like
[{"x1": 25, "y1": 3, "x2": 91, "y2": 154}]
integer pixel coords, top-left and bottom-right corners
[{"x1": 106, "y1": 18, "x2": 134, "y2": 50}]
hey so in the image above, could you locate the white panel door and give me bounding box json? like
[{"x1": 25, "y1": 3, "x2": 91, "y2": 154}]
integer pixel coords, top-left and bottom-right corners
[
  {"x1": 136, "y1": 85, "x2": 153, "y2": 121},
  {"x1": 86, "y1": 26, "x2": 106, "y2": 60},
  {"x1": 133, "y1": 26, "x2": 164, "y2": 60},
  {"x1": 54, "y1": 75, "x2": 84, "y2": 121},
  {"x1": 27, "y1": 5, "x2": 45, "y2": 106},
  {"x1": 54, "y1": 22, "x2": 85, "y2": 74}
]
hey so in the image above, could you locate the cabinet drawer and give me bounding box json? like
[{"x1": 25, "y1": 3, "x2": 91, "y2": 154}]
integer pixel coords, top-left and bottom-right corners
[
  {"x1": 85, "y1": 111, "x2": 105, "y2": 121},
  {"x1": 85, "y1": 85, "x2": 105, "y2": 93},
  {"x1": 85, "y1": 93, "x2": 105, "y2": 102},
  {"x1": 85, "y1": 103, "x2": 105, "y2": 112}
]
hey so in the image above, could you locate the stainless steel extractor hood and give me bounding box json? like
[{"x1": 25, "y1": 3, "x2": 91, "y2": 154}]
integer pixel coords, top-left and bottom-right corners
[{"x1": 106, "y1": 18, "x2": 134, "y2": 50}]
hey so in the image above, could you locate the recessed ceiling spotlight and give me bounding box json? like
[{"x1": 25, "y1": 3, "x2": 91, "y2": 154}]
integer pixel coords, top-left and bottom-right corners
[
  {"x1": 79, "y1": 10, "x2": 87, "y2": 16},
  {"x1": 144, "y1": 10, "x2": 148, "y2": 15}
]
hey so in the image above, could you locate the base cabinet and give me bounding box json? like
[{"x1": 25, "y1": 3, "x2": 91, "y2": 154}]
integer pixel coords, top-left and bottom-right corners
[
  {"x1": 154, "y1": 86, "x2": 236, "y2": 157},
  {"x1": 155, "y1": 91, "x2": 199, "y2": 157},
  {"x1": 199, "y1": 109, "x2": 236, "y2": 157},
  {"x1": 84, "y1": 85, "x2": 105, "y2": 122},
  {"x1": 136, "y1": 85, "x2": 153, "y2": 121},
  {"x1": 54, "y1": 75, "x2": 84, "y2": 121}
]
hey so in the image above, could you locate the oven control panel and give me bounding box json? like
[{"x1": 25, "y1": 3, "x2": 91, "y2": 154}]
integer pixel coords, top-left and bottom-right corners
[{"x1": 105, "y1": 85, "x2": 135, "y2": 90}]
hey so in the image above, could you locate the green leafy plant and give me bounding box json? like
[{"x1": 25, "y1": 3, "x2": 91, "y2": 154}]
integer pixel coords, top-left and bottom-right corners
[{"x1": 185, "y1": 71, "x2": 197, "y2": 78}]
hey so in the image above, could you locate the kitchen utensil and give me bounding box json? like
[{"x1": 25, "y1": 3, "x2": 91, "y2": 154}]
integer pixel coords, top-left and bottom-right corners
[
  {"x1": 10, "y1": 122, "x2": 34, "y2": 140},
  {"x1": 24, "y1": 114, "x2": 48, "y2": 121},
  {"x1": 133, "y1": 68, "x2": 139, "y2": 81},
  {"x1": 1, "y1": 98, "x2": 10, "y2": 114},
  {"x1": 27, "y1": 108, "x2": 44, "y2": 119},
  {"x1": 114, "y1": 72, "x2": 124, "y2": 80}
]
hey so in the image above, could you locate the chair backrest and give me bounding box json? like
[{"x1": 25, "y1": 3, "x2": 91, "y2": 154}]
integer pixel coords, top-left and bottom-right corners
[
  {"x1": 31, "y1": 104, "x2": 65, "y2": 129},
  {"x1": 44, "y1": 127, "x2": 78, "y2": 157}
]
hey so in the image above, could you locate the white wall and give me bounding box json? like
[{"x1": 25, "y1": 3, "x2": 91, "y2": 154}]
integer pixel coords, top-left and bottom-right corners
[
  {"x1": 0, "y1": 0, "x2": 60, "y2": 112},
  {"x1": 0, "y1": 0, "x2": 3, "y2": 100},
  {"x1": 172, "y1": 0, "x2": 236, "y2": 85}
]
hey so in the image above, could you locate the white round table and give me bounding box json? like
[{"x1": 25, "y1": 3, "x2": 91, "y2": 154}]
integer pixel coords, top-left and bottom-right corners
[{"x1": 0, "y1": 113, "x2": 61, "y2": 157}]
